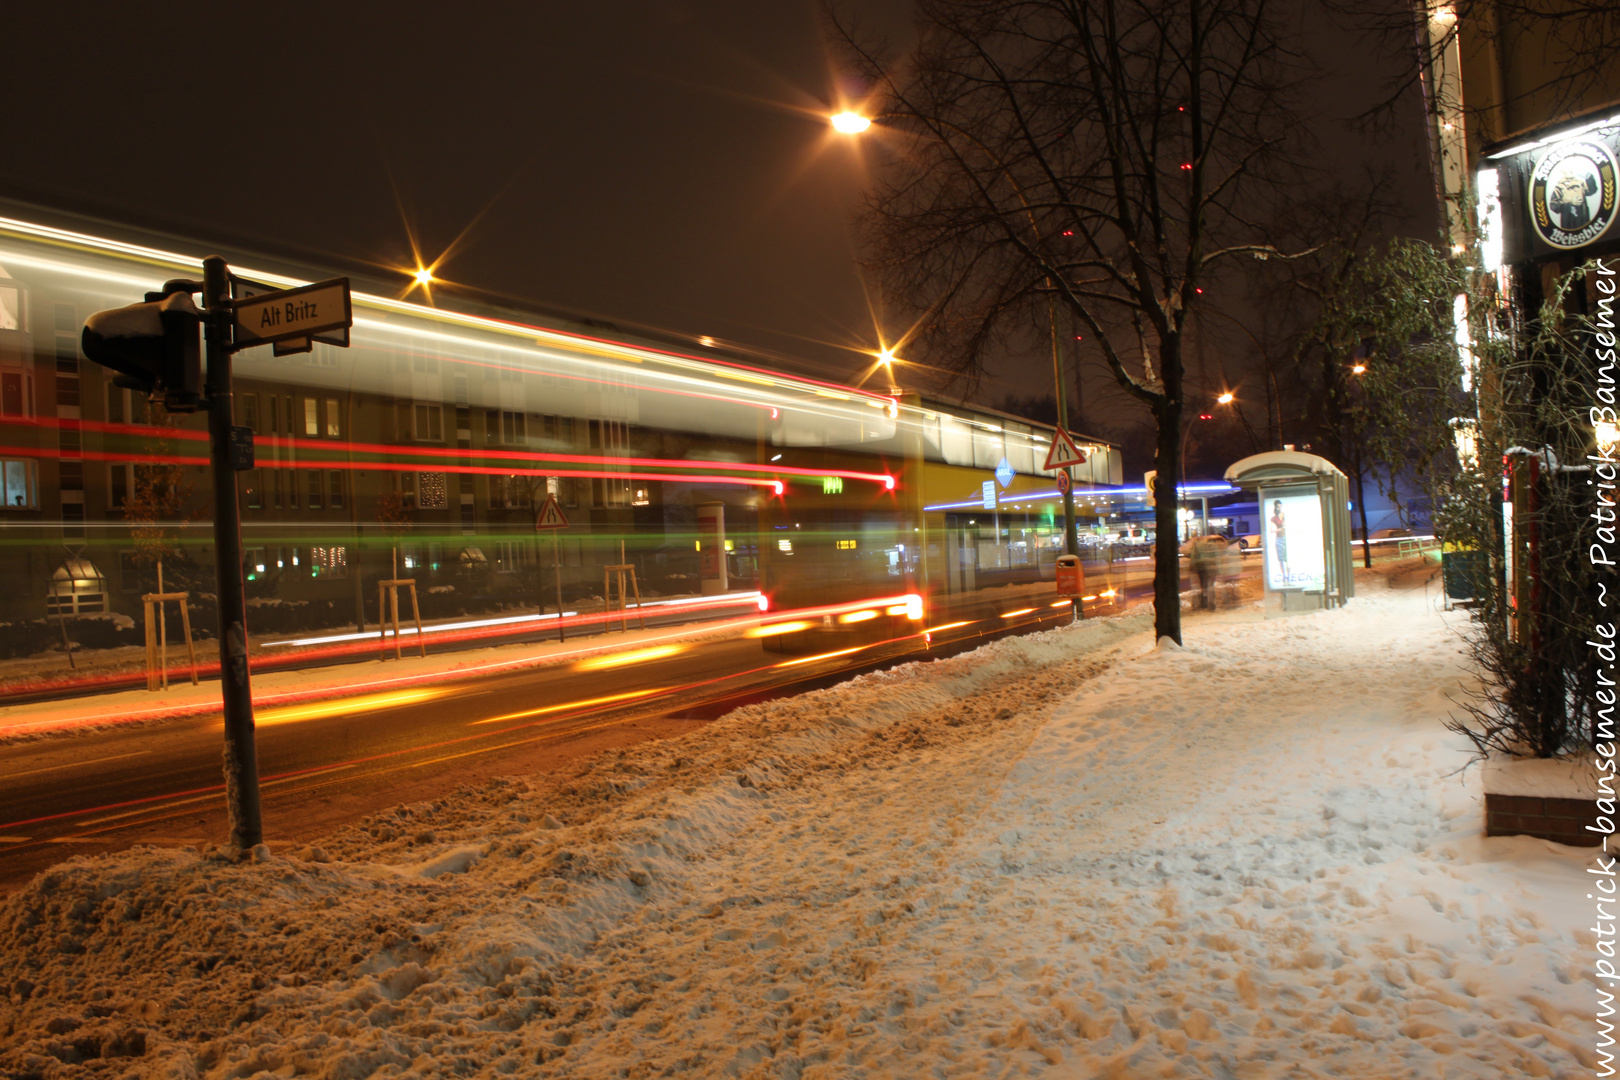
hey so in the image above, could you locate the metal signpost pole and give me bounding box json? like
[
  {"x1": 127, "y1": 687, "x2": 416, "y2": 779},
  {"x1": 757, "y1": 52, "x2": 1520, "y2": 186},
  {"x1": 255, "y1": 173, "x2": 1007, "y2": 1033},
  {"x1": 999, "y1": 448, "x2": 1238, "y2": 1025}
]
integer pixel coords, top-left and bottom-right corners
[{"x1": 203, "y1": 256, "x2": 262, "y2": 851}]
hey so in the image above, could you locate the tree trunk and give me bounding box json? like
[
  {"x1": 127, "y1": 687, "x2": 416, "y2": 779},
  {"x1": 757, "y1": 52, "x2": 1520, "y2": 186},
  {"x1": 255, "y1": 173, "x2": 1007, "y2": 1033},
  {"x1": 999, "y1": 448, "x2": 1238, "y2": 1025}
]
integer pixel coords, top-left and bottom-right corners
[{"x1": 1152, "y1": 396, "x2": 1184, "y2": 645}]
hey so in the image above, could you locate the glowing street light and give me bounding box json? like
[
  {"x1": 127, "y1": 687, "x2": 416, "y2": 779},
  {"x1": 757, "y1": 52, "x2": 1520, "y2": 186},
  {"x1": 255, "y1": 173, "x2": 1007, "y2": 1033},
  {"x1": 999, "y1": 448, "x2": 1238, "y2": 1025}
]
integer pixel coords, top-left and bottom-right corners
[
  {"x1": 1351, "y1": 363, "x2": 1367, "y2": 375},
  {"x1": 877, "y1": 347, "x2": 897, "y2": 367},
  {"x1": 1216, "y1": 391, "x2": 1234, "y2": 404},
  {"x1": 412, "y1": 267, "x2": 434, "y2": 287},
  {"x1": 831, "y1": 111, "x2": 871, "y2": 134}
]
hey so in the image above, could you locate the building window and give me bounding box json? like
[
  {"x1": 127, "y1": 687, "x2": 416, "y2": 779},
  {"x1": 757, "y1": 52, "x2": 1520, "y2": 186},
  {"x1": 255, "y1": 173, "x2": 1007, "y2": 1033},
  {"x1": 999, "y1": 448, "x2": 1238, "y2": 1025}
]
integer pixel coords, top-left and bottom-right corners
[
  {"x1": 310, "y1": 546, "x2": 348, "y2": 578},
  {"x1": 418, "y1": 471, "x2": 448, "y2": 509},
  {"x1": 494, "y1": 540, "x2": 530, "y2": 573},
  {"x1": 1, "y1": 368, "x2": 32, "y2": 418},
  {"x1": 503, "y1": 411, "x2": 526, "y2": 444},
  {"x1": 240, "y1": 393, "x2": 259, "y2": 432},
  {"x1": 328, "y1": 470, "x2": 345, "y2": 509},
  {"x1": 307, "y1": 470, "x2": 324, "y2": 509},
  {"x1": 55, "y1": 340, "x2": 80, "y2": 408},
  {"x1": 2, "y1": 459, "x2": 39, "y2": 508},
  {"x1": 244, "y1": 547, "x2": 267, "y2": 580},
  {"x1": 243, "y1": 468, "x2": 262, "y2": 510},
  {"x1": 304, "y1": 397, "x2": 319, "y2": 436},
  {"x1": 59, "y1": 460, "x2": 83, "y2": 491},
  {"x1": 108, "y1": 464, "x2": 130, "y2": 513},
  {"x1": 326, "y1": 398, "x2": 340, "y2": 437},
  {"x1": 0, "y1": 283, "x2": 25, "y2": 331},
  {"x1": 414, "y1": 403, "x2": 443, "y2": 441}
]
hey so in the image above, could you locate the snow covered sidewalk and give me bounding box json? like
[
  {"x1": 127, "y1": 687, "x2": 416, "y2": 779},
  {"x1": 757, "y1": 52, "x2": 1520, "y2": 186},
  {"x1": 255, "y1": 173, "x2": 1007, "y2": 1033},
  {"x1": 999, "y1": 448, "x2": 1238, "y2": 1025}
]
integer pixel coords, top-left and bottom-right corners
[{"x1": 0, "y1": 568, "x2": 1600, "y2": 1078}]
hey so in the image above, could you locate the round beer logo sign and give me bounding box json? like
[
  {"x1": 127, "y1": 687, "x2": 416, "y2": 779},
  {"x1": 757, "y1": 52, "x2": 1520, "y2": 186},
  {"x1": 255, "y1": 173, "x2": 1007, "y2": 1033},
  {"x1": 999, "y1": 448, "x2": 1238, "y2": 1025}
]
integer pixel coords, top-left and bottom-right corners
[{"x1": 1528, "y1": 139, "x2": 1618, "y2": 250}]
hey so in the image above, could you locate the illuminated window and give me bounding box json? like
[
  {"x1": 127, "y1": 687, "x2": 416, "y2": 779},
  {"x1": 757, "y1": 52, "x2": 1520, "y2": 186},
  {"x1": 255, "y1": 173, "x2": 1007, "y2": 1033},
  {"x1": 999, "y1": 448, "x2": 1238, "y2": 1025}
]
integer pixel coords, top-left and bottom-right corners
[
  {"x1": 777, "y1": 539, "x2": 793, "y2": 552},
  {"x1": 310, "y1": 546, "x2": 348, "y2": 578},
  {"x1": 0, "y1": 283, "x2": 23, "y2": 331},
  {"x1": 836, "y1": 539, "x2": 857, "y2": 550},
  {"x1": 418, "y1": 472, "x2": 448, "y2": 509},
  {"x1": 1, "y1": 459, "x2": 38, "y2": 508},
  {"x1": 325, "y1": 398, "x2": 340, "y2": 437},
  {"x1": 304, "y1": 397, "x2": 319, "y2": 436}
]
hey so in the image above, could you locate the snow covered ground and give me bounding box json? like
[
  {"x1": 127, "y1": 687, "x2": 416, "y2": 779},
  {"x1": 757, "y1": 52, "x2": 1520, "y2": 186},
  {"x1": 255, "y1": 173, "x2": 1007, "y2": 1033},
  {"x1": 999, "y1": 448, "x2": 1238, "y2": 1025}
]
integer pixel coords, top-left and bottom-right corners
[{"x1": 0, "y1": 563, "x2": 1600, "y2": 1078}]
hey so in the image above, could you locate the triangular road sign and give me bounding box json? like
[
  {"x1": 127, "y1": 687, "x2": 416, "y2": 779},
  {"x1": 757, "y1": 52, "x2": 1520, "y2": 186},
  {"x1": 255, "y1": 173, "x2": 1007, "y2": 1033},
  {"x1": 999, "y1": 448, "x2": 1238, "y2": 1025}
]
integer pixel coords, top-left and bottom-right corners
[
  {"x1": 534, "y1": 493, "x2": 569, "y2": 530},
  {"x1": 1043, "y1": 426, "x2": 1089, "y2": 470}
]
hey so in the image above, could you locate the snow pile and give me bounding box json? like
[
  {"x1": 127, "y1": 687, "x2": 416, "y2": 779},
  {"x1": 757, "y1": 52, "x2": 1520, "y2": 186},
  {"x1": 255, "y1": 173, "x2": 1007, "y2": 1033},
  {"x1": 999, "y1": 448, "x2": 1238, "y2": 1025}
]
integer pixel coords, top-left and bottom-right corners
[{"x1": 0, "y1": 578, "x2": 1600, "y2": 1078}]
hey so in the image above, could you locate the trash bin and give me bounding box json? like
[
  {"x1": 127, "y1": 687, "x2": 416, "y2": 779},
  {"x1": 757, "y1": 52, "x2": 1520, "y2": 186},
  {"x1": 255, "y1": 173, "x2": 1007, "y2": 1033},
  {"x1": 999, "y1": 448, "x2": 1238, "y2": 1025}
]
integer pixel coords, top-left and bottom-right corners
[
  {"x1": 1055, "y1": 553, "x2": 1082, "y2": 593},
  {"x1": 1441, "y1": 548, "x2": 1482, "y2": 610}
]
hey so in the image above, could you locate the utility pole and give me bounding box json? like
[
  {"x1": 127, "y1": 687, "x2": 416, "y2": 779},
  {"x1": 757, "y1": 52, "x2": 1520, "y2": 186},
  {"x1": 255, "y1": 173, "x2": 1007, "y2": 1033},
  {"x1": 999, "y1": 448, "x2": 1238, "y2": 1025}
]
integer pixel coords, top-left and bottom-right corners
[{"x1": 201, "y1": 257, "x2": 262, "y2": 851}]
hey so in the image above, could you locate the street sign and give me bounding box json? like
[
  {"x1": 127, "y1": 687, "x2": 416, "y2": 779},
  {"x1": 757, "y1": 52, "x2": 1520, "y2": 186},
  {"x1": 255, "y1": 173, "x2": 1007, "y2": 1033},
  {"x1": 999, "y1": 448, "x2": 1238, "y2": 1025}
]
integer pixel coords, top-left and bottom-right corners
[
  {"x1": 1056, "y1": 469, "x2": 1071, "y2": 495},
  {"x1": 1043, "y1": 426, "x2": 1089, "y2": 471},
  {"x1": 231, "y1": 277, "x2": 352, "y2": 350},
  {"x1": 232, "y1": 276, "x2": 350, "y2": 355},
  {"x1": 534, "y1": 493, "x2": 569, "y2": 530}
]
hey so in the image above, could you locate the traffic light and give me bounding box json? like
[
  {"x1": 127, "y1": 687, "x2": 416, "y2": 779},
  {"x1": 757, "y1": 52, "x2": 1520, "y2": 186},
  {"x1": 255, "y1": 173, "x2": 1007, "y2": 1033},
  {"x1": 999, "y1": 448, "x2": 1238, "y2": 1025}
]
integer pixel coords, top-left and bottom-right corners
[{"x1": 80, "y1": 282, "x2": 204, "y2": 413}]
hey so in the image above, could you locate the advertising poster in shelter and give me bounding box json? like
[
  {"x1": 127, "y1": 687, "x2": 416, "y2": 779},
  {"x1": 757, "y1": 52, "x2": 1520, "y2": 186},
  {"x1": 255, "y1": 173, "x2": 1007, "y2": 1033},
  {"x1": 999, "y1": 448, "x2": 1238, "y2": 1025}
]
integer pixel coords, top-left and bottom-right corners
[{"x1": 1262, "y1": 490, "x2": 1325, "y2": 592}]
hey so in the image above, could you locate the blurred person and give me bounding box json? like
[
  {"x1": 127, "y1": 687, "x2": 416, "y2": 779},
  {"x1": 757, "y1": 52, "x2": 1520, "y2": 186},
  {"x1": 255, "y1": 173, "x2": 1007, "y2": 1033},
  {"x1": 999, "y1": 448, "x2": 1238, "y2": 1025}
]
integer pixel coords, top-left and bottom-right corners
[{"x1": 1186, "y1": 532, "x2": 1230, "y2": 610}]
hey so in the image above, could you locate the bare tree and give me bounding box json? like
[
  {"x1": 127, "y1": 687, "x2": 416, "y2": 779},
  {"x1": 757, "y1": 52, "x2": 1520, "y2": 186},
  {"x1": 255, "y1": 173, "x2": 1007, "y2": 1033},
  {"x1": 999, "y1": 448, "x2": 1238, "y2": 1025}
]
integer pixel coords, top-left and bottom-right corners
[
  {"x1": 123, "y1": 404, "x2": 194, "y2": 591},
  {"x1": 832, "y1": 0, "x2": 1318, "y2": 642}
]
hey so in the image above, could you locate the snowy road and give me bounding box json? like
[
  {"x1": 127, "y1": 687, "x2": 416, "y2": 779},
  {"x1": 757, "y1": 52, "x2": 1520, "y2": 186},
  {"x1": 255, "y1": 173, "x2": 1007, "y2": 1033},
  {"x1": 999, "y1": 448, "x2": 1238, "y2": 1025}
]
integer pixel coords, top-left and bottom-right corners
[{"x1": 0, "y1": 563, "x2": 1598, "y2": 1078}]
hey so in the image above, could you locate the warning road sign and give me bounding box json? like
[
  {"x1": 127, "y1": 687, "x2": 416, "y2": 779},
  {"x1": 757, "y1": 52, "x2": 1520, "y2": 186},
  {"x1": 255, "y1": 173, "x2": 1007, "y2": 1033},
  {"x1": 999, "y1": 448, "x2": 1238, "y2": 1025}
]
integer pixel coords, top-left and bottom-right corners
[
  {"x1": 534, "y1": 493, "x2": 569, "y2": 530},
  {"x1": 1043, "y1": 427, "x2": 1089, "y2": 471}
]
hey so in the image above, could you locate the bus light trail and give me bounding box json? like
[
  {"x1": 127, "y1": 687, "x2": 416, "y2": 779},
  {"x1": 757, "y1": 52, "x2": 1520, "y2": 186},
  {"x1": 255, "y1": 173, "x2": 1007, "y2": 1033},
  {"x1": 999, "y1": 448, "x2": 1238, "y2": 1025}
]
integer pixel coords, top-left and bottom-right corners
[
  {"x1": 574, "y1": 645, "x2": 689, "y2": 671},
  {"x1": 250, "y1": 688, "x2": 447, "y2": 727},
  {"x1": 746, "y1": 621, "x2": 811, "y2": 638},
  {"x1": 472, "y1": 689, "x2": 665, "y2": 725}
]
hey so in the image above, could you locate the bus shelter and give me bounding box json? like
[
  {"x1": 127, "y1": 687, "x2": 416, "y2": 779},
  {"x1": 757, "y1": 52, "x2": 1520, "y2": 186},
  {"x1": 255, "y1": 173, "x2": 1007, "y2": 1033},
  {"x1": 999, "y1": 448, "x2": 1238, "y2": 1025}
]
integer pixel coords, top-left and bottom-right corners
[{"x1": 1223, "y1": 451, "x2": 1353, "y2": 612}]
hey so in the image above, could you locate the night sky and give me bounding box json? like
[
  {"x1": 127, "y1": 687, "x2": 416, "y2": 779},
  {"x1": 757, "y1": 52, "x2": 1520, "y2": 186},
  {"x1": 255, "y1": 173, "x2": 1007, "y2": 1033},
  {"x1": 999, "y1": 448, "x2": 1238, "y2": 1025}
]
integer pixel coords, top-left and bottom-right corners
[{"x1": 2, "y1": 2, "x2": 1431, "y2": 431}]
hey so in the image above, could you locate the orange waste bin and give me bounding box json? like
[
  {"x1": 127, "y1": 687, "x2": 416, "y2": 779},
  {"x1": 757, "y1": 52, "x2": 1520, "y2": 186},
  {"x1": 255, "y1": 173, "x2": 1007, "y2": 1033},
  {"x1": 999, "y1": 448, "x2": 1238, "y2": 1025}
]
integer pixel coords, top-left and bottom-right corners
[{"x1": 1055, "y1": 554, "x2": 1084, "y2": 597}]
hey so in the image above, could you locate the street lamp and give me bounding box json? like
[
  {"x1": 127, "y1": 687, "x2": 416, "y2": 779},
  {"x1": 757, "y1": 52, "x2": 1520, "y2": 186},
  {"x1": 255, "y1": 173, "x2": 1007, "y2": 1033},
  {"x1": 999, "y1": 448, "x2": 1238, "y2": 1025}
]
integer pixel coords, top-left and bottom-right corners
[{"x1": 832, "y1": 110, "x2": 1083, "y2": 569}]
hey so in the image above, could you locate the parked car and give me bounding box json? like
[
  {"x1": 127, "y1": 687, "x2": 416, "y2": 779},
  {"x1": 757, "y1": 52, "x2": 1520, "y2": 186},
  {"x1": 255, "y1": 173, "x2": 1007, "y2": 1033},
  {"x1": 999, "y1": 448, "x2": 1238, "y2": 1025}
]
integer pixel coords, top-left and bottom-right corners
[{"x1": 1234, "y1": 533, "x2": 1261, "y2": 553}]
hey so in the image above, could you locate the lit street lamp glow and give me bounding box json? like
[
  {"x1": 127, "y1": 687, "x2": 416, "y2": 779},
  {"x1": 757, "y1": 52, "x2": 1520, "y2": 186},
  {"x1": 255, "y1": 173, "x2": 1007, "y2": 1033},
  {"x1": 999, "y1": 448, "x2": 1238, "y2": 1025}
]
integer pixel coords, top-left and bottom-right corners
[
  {"x1": 877, "y1": 347, "x2": 897, "y2": 366},
  {"x1": 413, "y1": 268, "x2": 434, "y2": 286},
  {"x1": 1351, "y1": 363, "x2": 1367, "y2": 375},
  {"x1": 1216, "y1": 391, "x2": 1234, "y2": 404},
  {"x1": 831, "y1": 111, "x2": 871, "y2": 134}
]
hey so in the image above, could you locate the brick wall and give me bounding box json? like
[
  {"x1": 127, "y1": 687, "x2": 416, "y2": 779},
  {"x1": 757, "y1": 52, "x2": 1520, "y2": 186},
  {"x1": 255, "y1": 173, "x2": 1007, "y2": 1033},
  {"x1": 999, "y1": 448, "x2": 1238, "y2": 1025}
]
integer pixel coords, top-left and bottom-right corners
[{"x1": 1485, "y1": 794, "x2": 1602, "y2": 846}]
